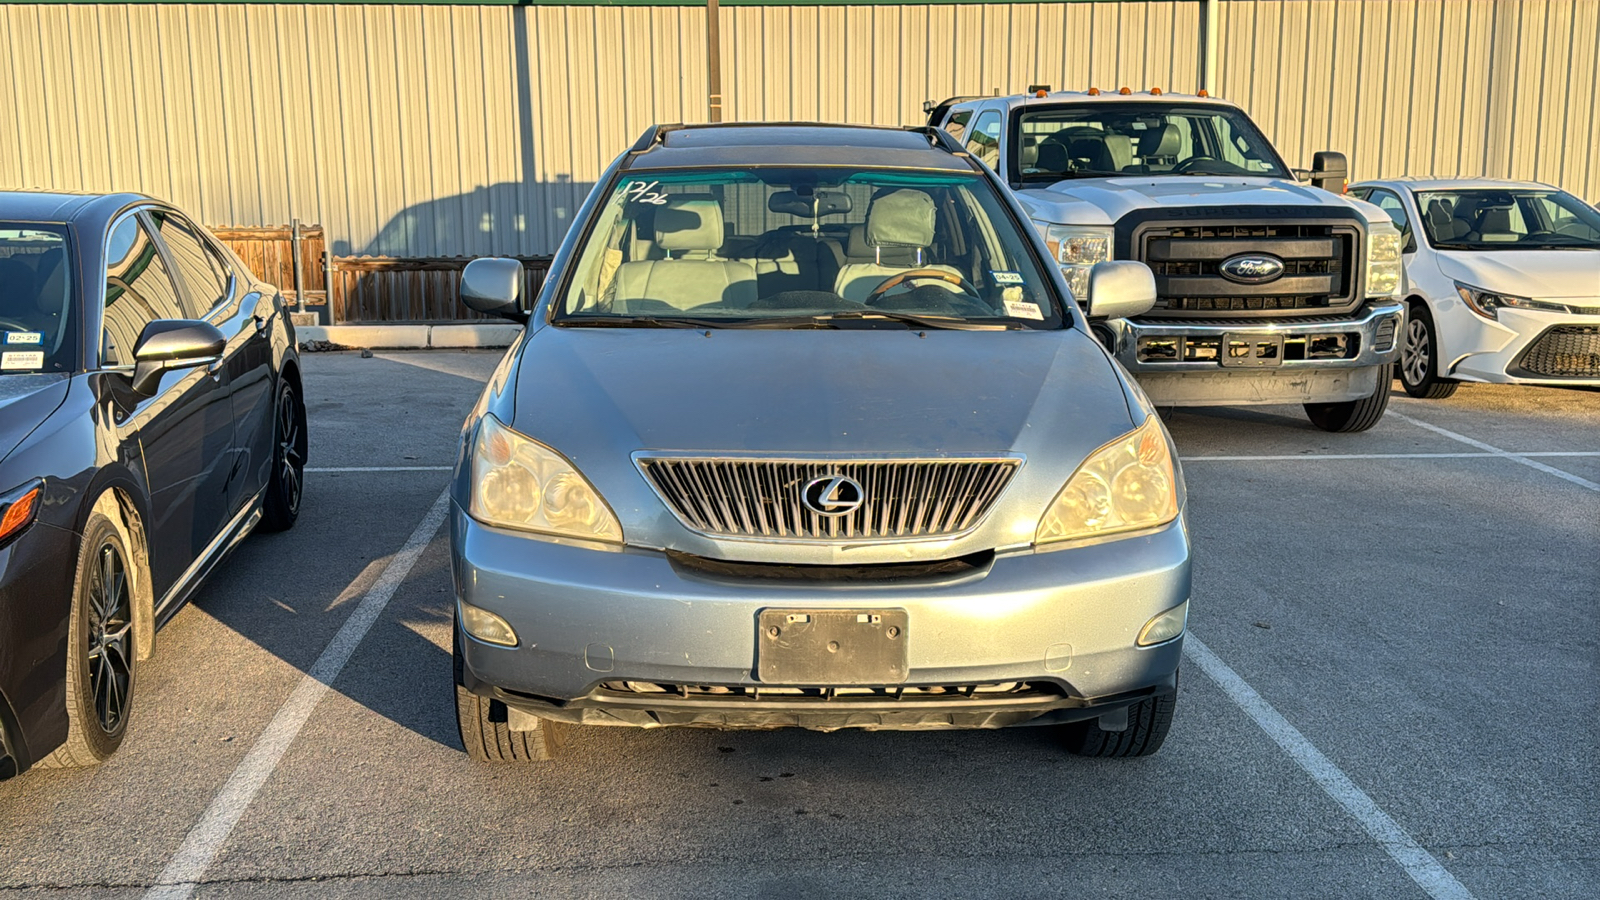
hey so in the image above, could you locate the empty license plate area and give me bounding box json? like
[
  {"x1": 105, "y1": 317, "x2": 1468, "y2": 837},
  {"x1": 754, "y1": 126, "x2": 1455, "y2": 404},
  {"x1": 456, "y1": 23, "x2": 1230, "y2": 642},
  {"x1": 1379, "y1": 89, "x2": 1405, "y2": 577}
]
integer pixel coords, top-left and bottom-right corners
[
  {"x1": 1220, "y1": 332, "x2": 1285, "y2": 367},
  {"x1": 757, "y1": 609, "x2": 908, "y2": 685}
]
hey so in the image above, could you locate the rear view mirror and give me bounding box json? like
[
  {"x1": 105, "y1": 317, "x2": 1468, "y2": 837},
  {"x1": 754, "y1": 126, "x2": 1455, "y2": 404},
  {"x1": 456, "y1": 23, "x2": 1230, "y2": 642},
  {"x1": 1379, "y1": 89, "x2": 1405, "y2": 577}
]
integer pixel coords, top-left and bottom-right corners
[
  {"x1": 1085, "y1": 261, "x2": 1157, "y2": 320},
  {"x1": 461, "y1": 258, "x2": 527, "y2": 321},
  {"x1": 130, "y1": 320, "x2": 225, "y2": 395},
  {"x1": 1310, "y1": 151, "x2": 1348, "y2": 194}
]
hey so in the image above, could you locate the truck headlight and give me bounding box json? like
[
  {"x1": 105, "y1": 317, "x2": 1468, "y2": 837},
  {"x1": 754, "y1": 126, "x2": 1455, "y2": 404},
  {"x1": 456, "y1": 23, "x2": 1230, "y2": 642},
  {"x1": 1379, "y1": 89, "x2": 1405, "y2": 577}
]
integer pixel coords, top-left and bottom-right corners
[
  {"x1": 1036, "y1": 416, "x2": 1180, "y2": 545},
  {"x1": 1366, "y1": 228, "x2": 1403, "y2": 298},
  {"x1": 1043, "y1": 225, "x2": 1113, "y2": 302},
  {"x1": 469, "y1": 413, "x2": 622, "y2": 543},
  {"x1": 1455, "y1": 282, "x2": 1572, "y2": 320}
]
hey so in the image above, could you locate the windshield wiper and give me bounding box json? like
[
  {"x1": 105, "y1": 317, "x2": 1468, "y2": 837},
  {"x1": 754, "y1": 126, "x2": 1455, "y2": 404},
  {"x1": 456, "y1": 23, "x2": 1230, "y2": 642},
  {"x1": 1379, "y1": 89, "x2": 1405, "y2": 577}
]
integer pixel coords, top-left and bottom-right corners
[
  {"x1": 558, "y1": 315, "x2": 725, "y2": 329},
  {"x1": 809, "y1": 310, "x2": 1013, "y2": 331}
]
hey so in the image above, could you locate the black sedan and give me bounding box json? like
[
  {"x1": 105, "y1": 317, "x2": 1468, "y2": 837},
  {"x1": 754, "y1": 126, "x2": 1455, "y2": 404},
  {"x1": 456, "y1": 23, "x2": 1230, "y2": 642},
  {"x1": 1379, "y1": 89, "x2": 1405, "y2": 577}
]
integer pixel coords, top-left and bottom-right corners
[{"x1": 0, "y1": 191, "x2": 306, "y2": 777}]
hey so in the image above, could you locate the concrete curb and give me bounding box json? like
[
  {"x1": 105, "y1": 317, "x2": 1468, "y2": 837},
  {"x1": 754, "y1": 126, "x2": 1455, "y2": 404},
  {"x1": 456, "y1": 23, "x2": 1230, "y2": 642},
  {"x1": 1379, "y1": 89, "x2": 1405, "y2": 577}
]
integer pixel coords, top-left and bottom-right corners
[{"x1": 297, "y1": 323, "x2": 523, "y2": 350}]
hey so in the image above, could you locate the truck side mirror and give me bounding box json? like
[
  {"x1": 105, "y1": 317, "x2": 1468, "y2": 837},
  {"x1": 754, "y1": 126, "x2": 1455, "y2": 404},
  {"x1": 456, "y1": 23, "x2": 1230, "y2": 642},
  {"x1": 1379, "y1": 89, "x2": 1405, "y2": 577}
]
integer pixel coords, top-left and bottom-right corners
[
  {"x1": 1085, "y1": 261, "x2": 1157, "y2": 320},
  {"x1": 1310, "y1": 151, "x2": 1348, "y2": 194},
  {"x1": 461, "y1": 257, "x2": 528, "y2": 322}
]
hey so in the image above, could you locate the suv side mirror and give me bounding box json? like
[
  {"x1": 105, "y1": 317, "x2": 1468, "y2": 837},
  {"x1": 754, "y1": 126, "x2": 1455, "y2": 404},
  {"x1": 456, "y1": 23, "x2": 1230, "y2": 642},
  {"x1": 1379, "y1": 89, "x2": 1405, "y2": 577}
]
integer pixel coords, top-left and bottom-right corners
[
  {"x1": 1310, "y1": 151, "x2": 1348, "y2": 194},
  {"x1": 1085, "y1": 261, "x2": 1157, "y2": 320},
  {"x1": 130, "y1": 319, "x2": 225, "y2": 395},
  {"x1": 461, "y1": 257, "x2": 527, "y2": 322}
]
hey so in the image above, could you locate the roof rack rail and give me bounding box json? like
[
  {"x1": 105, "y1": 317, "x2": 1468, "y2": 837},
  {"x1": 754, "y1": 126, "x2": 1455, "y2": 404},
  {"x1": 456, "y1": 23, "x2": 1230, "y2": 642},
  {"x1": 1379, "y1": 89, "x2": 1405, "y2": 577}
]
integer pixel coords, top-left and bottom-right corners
[
  {"x1": 905, "y1": 125, "x2": 967, "y2": 156},
  {"x1": 630, "y1": 123, "x2": 687, "y2": 153}
]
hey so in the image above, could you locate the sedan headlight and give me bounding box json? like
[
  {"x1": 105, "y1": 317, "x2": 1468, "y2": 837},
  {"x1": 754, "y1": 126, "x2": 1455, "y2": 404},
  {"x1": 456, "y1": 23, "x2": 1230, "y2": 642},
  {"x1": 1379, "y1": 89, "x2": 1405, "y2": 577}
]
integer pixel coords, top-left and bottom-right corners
[
  {"x1": 1043, "y1": 225, "x2": 1113, "y2": 302},
  {"x1": 1036, "y1": 416, "x2": 1180, "y2": 545},
  {"x1": 468, "y1": 413, "x2": 622, "y2": 543},
  {"x1": 1365, "y1": 227, "x2": 1403, "y2": 298},
  {"x1": 1455, "y1": 282, "x2": 1580, "y2": 320}
]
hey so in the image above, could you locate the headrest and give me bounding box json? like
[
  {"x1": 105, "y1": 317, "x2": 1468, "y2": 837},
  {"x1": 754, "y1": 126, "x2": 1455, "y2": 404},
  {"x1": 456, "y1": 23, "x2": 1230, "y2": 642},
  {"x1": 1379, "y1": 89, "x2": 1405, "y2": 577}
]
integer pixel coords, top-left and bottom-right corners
[
  {"x1": 1139, "y1": 124, "x2": 1180, "y2": 157},
  {"x1": 1036, "y1": 142, "x2": 1070, "y2": 172},
  {"x1": 866, "y1": 190, "x2": 936, "y2": 249},
  {"x1": 1477, "y1": 207, "x2": 1514, "y2": 239},
  {"x1": 846, "y1": 225, "x2": 872, "y2": 259},
  {"x1": 654, "y1": 197, "x2": 724, "y2": 251},
  {"x1": 1020, "y1": 135, "x2": 1040, "y2": 167},
  {"x1": 768, "y1": 190, "x2": 852, "y2": 218},
  {"x1": 1425, "y1": 200, "x2": 1454, "y2": 232}
]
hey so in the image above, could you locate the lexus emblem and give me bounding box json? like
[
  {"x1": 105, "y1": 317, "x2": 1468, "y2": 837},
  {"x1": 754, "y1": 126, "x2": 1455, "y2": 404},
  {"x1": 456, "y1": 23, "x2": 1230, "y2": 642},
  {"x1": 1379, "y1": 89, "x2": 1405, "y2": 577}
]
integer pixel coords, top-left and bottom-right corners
[
  {"x1": 1218, "y1": 253, "x2": 1285, "y2": 284},
  {"x1": 801, "y1": 475, "x2": 865, "y2": 517}
]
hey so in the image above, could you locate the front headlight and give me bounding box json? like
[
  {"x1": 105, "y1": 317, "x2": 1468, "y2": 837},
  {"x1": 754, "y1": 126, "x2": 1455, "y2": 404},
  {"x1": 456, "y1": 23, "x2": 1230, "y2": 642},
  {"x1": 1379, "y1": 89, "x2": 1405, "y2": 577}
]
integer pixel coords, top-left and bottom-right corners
[
  {"x1": 1455, "y1": 282, "x2": 1575, "y2": 320},
  {"x1": 1043, "y1": 224, "x2": 1113, "y2": 302},
  {"x1": 1036, "y1": 416, "x2": 1180, "y2": 546},
  {"x1": 468, "y1": 413, "x2": 622, "y2": 543},
  {"x1": 1365, "y1": 228, "x2": 1403, "y2": 298}
]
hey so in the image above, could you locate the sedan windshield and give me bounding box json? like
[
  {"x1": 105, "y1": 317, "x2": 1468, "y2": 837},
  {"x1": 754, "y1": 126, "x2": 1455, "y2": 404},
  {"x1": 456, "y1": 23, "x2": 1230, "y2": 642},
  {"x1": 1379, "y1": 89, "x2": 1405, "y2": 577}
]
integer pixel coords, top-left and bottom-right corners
[
  {"x1": 554, "y1": 167, "x2": 1062, "y2": 329},
  {"x1": 1016, "y1": 103, "x2": 1290, "y2": 181},
  {"x1": 1416, "y1": 189, "x2": 1600, "y2": 250},
  {"x1": 0, "y1": 223, "x2": 74, "y2": 373}
]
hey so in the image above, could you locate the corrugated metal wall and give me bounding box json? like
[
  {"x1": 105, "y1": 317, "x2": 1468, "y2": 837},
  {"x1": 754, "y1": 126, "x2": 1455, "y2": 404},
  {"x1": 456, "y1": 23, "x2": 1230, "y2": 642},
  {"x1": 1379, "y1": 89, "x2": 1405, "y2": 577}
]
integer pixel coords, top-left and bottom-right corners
[{"x1": 1, "y1": 1, "x2": 1595, "y2": 259}]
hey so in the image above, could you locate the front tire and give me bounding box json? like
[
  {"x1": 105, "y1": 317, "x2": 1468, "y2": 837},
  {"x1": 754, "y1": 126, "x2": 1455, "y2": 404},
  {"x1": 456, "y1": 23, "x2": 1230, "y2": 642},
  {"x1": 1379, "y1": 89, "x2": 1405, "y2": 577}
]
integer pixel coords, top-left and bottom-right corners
[
  {"x1": 454, "y1": 633, "x2": 564, "y2": 762},
  {"x1": 1062, "y1": 687, "x2": 1177, "y2": 758},
  {"x1": 39, "y1": 513, "x2": 137, "y2": 767},
  {"x1": 1304, "y1": 364, "x2": 1392, "y2": 433},
  {"x1": 1398, "y1": 304, "x2": 1460, "y2": 399},
  {"x1": 259, "y1": 379, "x2": 306, "y2": 532}
]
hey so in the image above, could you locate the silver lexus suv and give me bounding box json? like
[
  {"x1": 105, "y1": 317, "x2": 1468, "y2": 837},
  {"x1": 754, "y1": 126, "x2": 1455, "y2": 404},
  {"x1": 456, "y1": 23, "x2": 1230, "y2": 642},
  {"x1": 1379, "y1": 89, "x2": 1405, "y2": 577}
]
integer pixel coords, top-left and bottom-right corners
[{"x1": 449, "y1": 123, "x2": 1191, "y2": 760}]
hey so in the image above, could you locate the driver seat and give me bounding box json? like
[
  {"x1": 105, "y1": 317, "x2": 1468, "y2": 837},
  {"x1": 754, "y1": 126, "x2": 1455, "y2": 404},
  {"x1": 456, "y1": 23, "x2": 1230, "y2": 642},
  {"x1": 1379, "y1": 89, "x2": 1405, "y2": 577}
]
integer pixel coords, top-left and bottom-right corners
[{"x1": 832, "y1": 190, "x2": 963, "y2": 302}]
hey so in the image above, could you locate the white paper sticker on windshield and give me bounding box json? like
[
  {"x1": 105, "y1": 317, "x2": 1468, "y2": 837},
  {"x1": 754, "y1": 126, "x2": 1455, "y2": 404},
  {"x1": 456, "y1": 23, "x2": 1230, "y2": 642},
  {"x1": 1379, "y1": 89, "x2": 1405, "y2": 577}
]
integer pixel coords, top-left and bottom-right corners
[
  {"x1": 991, "y1": 270, "x2": 1025, "y2": 285},
  {"x1": 1003, "y1": 298, "x2": 1044, "y2": 320},
  {"x1": 4, "y1": 332, "x2": 42, "y2": 345},
  {"x1": 2, "y1": 350, "x2": 44, "y2": 370}
]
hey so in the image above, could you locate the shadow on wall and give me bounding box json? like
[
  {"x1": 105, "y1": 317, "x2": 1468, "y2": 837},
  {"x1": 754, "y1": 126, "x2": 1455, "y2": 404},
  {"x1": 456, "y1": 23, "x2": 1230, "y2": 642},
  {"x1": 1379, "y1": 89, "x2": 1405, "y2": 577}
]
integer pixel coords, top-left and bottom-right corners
[{"x1": 331, "y1": 178, "x2": 599, "y2": 260}]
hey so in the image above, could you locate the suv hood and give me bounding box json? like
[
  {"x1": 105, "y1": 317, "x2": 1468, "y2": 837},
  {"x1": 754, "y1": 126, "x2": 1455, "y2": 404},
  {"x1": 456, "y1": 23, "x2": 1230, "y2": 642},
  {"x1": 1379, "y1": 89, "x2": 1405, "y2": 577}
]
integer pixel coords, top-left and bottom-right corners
[
  {"x1": 0, "y1": 374, "x2": 70, "y2": 465},
  {"x1": 1433, "y1": 249, "x2": 1600, "y2": 301},
  {"x1": 1016, "y1": 176, "x2": 1385, "y2": 228},
  {"x1": 503, "y1": 326, "x2": 1141, "y2": 559}
]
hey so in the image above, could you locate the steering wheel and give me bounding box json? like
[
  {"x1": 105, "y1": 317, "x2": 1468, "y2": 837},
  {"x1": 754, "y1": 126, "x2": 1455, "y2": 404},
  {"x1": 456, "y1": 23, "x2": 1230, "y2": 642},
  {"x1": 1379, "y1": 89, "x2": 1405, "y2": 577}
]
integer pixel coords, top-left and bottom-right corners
[
  {"x1": 865, "y1": 269, "x2": 980, "y2": 302},
  {"x1": 1173, "y1": 156, "x2": 1222, "y2": 174},
  {"x1": 0, "y1": 318, "x2": 35, "y2": 333}
]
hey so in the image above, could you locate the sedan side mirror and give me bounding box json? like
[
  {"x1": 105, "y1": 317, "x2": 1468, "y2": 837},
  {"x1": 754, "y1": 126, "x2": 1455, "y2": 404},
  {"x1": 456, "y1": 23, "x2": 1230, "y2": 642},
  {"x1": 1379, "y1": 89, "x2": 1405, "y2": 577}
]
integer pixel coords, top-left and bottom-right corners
[
  {"x1": 1309, "y1": 150, "x2": 1348, "y2": 194},
  {"x1": 130, "y1": 320, "x2": 226, "y2": 396},
  {"x1": 1084, "y1": 261, "x2": 1157, "y2": 321},
  {"x1": 461, "y1": 258, "x2": 528, "y2": 322}
]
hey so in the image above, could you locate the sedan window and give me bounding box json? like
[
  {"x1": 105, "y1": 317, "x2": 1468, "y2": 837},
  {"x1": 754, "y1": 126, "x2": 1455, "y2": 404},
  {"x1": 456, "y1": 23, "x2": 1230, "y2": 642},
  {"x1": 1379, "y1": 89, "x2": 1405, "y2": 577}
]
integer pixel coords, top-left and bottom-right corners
[
  {"x1": 1418, "y1": 189, "x2": 1600, "y2": 250},
  {"x1": 103, "y1": 216, "x2": 186, "y2": 366},
  {"x1": 151, "y1": 211, "x2": 233, "y2": 317},
  {"x1": 0, "y1": 223, "x2": 75, "y2": 372}
]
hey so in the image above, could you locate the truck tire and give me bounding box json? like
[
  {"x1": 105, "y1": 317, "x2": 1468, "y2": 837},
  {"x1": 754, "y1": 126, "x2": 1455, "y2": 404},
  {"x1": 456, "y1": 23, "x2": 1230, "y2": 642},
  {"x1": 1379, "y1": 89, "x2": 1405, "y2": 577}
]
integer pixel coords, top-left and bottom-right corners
[
  {"x1": 1303, "y1": 364, "x2": 1392, "y2": 432},
  {"x1": 454, "y1": 633, "x2": 564, "y2": 762},
  {"x1": 1398, "y1": 303, "x2": 1460, "y2": 399},
  {"x1": 1061, "y1": 688, "x2": 1176, "y2": 758}
]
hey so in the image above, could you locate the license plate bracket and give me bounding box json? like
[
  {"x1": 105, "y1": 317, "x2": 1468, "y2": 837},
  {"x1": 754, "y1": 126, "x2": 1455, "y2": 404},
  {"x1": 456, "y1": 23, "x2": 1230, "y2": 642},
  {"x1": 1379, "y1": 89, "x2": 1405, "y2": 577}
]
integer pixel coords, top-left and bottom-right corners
[
  {"x1": 756, "y1": 608, "x2": 908, "y2": 685},
  {"x1": 1219, "y1": 332, "x2": 1286, "y2": 368}
]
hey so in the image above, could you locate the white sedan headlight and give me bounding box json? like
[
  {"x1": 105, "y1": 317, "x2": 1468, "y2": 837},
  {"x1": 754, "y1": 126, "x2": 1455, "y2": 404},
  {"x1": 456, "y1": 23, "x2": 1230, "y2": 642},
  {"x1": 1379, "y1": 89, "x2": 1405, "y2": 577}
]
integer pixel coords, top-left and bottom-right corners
[
  {"x1": 1043, "y1": 224, "x2": 1113, "y2": 302},
  {"x1": 1036, "y1": 416, "x2": 1180, "y2": 545},
  {"x1": 1366, "y1": 227, "x2": 1404, "y2": 298},
  {"x1": 469, "y1": 413, "x2": 622, "y2": 543},
  {"x1": 1455, "y1": 282, "x2": 1581, "y2": 320}
]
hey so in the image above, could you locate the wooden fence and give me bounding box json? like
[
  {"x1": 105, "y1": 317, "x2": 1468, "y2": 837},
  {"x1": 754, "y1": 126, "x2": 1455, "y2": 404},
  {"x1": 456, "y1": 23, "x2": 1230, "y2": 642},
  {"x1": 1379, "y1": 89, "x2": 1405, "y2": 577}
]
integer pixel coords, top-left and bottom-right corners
[{"x1": 213, "y1": 225, "x2": 552, "y2": 323}]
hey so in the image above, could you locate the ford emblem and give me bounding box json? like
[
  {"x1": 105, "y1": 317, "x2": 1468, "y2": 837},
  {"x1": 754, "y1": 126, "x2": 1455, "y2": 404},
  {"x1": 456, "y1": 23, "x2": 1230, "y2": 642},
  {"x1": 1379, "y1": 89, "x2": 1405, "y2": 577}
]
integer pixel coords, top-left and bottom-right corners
[{"x1": 1218, "y1": 254, "x2": 1285, "y2": 284}]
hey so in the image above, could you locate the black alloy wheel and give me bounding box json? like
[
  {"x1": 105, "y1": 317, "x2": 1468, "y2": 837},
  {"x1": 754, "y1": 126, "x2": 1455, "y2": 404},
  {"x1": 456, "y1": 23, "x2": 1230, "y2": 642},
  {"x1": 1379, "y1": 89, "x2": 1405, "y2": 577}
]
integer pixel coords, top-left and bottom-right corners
[
  {"x1": 86, "y1": 542, "x2": 135, "y2": 737},
  {"x1": 261, "y1": 380, "x2": 306, "y2": 532},
  {"x1": 1398, "y1": 303, "x2": 1460, "y2": 399}
]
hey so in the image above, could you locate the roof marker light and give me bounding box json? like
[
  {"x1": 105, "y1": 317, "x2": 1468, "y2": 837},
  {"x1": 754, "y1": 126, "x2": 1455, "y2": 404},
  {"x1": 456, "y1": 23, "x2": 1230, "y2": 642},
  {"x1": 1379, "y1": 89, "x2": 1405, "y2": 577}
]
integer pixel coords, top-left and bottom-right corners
[
  {"x1": 1118, "y1": 87, "x2": 1132, "y2": 95},
  {"x1": 1150, "y1": 87, "x2": 1163, "y2": 95},
  {"x1": 1087, "y1": 87, "x2": 1100, "y2": 96},
  {"x1": 1035, "y1": 89, "x2": 1048, "y2": 98},
  {"x1": 1197, "y1": 89, "x2": 1209, "y2": 98}
]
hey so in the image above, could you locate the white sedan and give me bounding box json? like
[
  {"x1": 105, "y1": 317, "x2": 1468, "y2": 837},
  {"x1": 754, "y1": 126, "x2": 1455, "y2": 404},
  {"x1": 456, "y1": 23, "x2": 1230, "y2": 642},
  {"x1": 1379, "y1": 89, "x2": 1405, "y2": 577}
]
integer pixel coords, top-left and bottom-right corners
[{"x1": 1350, "y1": 178, "x2": 1600, "y2": 397}]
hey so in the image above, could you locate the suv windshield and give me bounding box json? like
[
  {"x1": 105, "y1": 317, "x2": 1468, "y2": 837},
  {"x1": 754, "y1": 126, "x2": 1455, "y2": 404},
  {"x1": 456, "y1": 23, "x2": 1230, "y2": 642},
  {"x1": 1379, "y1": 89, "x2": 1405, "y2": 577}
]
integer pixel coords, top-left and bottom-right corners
[
  {"x1": 554, "y1": 167, "x2": 1062, "y2": 329},
  {"x1": 0, "y1": 223, "x2": 74, "y2": 373},
  {"x1": 1015, "y1": 103, "x2": 1290, "y2": 182},
  {"x1": 1416, "y1": 189, "x2": 1600, "y2": 250}
]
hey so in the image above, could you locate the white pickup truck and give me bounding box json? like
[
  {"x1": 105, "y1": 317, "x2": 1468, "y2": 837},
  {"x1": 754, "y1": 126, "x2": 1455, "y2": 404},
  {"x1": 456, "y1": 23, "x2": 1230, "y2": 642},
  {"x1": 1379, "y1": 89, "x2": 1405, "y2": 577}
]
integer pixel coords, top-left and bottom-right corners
[{"x1": 928, "y1": 89, "x2": 1407, "y2": 432}]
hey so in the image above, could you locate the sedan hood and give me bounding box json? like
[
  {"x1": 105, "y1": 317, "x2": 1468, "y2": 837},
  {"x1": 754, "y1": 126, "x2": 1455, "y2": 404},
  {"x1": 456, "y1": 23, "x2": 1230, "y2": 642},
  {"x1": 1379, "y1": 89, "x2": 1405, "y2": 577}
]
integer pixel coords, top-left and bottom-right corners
[
  {"x1": 0, "y1": 374, "x2": 70, "y2": 464},
  {"x1": 504, "y1": 326, "x2": 1141, "y2": 559},
  {"x1": 1433, "y1": 249, "x2": 1600, "y2": 301}
]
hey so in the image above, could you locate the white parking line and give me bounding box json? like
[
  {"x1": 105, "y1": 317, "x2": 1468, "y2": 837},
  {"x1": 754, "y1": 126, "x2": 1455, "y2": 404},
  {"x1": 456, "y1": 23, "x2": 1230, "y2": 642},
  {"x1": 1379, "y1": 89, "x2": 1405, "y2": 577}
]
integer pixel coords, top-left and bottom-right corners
[
  {"x1": 143, "y1": 489, "x2": 452, "y2": 900},
  {"x1": 1387, "y1": 411, "x2": 1600, "y2": 493},
  {"x1": 1184, "y1": 635, "x2": 1475, "y2": 900},
  {"x1": 307, "y1": 465, "x2": 454, "y2": 473},
  {"x1": 1183, "y1": 451, "x2": 1600, "y2": 461}
]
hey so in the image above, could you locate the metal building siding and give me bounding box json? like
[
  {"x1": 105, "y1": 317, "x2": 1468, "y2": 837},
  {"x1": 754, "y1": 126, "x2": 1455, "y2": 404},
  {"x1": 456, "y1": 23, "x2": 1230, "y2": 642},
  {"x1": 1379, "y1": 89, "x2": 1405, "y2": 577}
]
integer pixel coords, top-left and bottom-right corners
[{"x1": 1, "y1": 2, "x2": 1596, "y2": 259}]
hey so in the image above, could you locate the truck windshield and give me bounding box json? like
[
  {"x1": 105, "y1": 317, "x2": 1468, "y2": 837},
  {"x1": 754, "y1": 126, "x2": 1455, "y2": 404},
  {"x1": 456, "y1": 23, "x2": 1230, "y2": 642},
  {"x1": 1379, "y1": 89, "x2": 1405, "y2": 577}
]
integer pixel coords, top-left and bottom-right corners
[
  {"x1": 553, "y1": 167, "x2": 1063, "y2": 329},
  {"x1": 1416, "y1": 189, "x2": 1600, "y2": 250},
  {"x1": 1015, "y1": 103, "x2": 1290, "y2": 182},
  {"x1": 0, "y1": 223, "x2": 75, "y2": 373}
]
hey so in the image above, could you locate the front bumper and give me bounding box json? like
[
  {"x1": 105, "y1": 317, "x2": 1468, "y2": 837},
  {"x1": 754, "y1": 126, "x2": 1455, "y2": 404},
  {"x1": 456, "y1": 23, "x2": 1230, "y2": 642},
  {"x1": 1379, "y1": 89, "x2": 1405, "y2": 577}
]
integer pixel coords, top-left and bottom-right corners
[
  {"x1": 452, "y1": 504, "x2": 1190, "y2": 731},
  {"x1": 1446, "y1": 308, "x2": 1600, "y2": 385},
  {"x1": 1105, "y1": 300, "x2": 1405, "y2": 405}
]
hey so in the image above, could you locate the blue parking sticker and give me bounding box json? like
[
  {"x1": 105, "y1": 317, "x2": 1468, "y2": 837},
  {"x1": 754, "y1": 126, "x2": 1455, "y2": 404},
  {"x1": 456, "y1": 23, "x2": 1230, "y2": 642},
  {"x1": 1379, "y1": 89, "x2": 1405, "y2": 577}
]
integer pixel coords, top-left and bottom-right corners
[{"x1": 4, "y1": 332, "x2": 42, "y2": 345}]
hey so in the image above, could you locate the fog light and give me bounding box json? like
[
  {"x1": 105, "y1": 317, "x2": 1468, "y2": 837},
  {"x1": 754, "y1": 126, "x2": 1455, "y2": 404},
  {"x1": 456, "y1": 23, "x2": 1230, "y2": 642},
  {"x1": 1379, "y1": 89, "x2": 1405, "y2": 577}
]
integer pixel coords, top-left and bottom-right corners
[
  {"x1": 459, "y1": 600, "x2": 518, "y2": 647},
  {"x1": 1137, "y1": 600, "x2": 1188, "y2": 647}
]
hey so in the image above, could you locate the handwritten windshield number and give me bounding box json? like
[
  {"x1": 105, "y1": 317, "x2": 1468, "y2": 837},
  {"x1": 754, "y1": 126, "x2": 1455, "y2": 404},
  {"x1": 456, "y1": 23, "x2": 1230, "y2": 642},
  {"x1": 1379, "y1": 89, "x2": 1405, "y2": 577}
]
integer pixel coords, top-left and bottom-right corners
[{"x1": 624, "y1": 181, "x2": 669, "y2": 206}]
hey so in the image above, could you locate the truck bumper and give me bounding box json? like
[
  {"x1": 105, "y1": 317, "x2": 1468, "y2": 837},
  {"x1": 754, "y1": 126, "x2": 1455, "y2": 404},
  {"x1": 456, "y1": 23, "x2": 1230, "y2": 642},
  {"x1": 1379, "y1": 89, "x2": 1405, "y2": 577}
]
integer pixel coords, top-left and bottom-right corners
[{"x1": 1107, "y1": 300, "x2": 1405, "y2": 406}]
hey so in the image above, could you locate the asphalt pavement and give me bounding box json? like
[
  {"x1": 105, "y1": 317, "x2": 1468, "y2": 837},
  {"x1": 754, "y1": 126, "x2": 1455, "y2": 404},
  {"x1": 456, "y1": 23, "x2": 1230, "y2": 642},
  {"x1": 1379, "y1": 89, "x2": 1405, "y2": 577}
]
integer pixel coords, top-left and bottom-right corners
[{"x1": 1, "y1": 351, "x2": 1594, "y2": 899}]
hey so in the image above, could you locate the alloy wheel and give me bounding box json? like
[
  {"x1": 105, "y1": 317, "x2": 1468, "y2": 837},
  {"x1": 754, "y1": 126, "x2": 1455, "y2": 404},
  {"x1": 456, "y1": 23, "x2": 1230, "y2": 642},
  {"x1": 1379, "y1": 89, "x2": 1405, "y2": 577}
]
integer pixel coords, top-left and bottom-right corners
[
  {"x1": 86, "y1": 542, "x2": 133, "y2": 736},
  {"x1": 277, "y1": 390, "x2": 304, "y2": 516},
  {"x1": 1402, "y1": 318, "x2": 1431, "y2": 386}
]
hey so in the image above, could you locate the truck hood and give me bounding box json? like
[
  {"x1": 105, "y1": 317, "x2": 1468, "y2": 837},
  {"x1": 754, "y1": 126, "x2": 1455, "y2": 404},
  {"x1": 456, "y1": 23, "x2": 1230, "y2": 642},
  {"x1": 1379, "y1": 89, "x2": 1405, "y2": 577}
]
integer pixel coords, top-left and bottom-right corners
[
  {"x1": 1015, "y1": 176, "x2": 1386, "y2": 228},
  {"x1": 0, "y1": 374, "x2": 70, "y2": 465},
  {"x1": 1432, "y1": 249, "x2": 1600, "y2": 301}
]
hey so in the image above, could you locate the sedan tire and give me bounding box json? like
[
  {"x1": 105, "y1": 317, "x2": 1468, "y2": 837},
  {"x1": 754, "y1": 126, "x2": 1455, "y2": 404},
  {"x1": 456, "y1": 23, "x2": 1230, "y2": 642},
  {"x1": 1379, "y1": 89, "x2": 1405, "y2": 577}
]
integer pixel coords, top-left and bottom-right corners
[
  {"x1": 1061, "y1": 686, "x2": 1176, "y2": 758},
  {"x1": 259, "y1": 379, "x2": 307, "y2": 532},
  {"x1": 1398, "y1": 303, "x2": 1460, "y2": 399},
  {"x1": 39, "y1": 512, "x2": 136, "y2": 767},
  {"x1": 454, "y1": 634, "x2": 565, "y2": 762}
]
